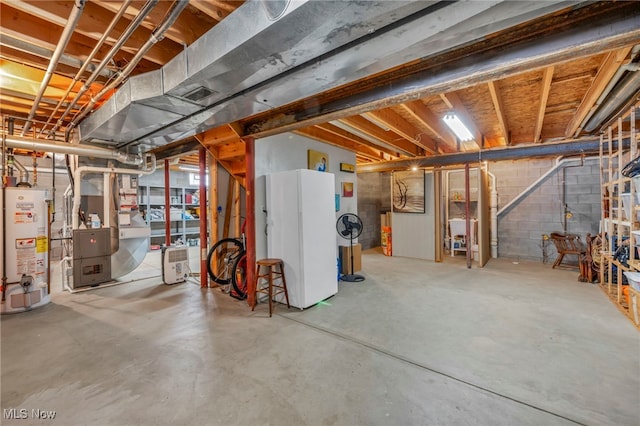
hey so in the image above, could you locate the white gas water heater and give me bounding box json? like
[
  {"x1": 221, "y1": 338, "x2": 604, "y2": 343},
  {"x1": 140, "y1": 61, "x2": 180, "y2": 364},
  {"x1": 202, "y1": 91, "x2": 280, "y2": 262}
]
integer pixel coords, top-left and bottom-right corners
[{"x1": 1, "y1": 187, "x2": 52, "y2": 314}]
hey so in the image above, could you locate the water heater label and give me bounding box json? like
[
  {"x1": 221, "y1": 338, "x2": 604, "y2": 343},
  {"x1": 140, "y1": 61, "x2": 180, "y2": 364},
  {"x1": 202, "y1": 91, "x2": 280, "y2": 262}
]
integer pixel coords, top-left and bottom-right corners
[
  {"x1": 16, "y1": 202, "x2": 34, "y2": 210},
  {"x1": 15, "y1": 238, "x2": 36, "y2": 249},
  {"x1": 36, "y1": 236, "x2": 48, "y2": 253},
  {"x1": 14, "y1": 211, "x2": 34, "y2": 223}
]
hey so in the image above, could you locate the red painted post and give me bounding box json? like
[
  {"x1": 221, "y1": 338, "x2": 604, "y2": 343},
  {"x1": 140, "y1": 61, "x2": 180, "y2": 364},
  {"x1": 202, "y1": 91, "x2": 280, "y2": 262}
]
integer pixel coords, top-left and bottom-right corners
[
  {"x1": 245, "y1": 137, "x2": 256, "y2": 307},
  {"x1": 199, "y1": 147, "x2": 209, "y2": 288}
]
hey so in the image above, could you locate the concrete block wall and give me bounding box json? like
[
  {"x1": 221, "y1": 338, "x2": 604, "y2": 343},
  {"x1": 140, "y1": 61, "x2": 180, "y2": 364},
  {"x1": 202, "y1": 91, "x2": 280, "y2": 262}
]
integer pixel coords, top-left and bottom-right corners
[
  {"x1": 489, "y1": 157, "x2": 601, "y2": 262},
  {"x1": 357, "y1": 172, "x2": 391, "y2": 250}
]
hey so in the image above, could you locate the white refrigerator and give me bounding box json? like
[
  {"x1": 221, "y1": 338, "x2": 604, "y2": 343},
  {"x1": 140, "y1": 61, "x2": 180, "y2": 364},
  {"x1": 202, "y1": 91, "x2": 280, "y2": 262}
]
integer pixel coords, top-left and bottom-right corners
[{"x1": 266, "y1": 169, "x2": 338, "y2": 309}]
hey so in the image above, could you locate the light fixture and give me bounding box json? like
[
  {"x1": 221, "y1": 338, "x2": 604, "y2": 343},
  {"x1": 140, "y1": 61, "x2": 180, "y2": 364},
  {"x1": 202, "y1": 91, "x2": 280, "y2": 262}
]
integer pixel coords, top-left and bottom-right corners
[
  {"x1": 443, "y1": 112, "x2": 474, "y2": 142},
  {"x1": 178, "y1": 165, "x2": 200, "y2": 172},
  {"x1": 411, "y1": 166, "x2": 418, "y2": 171}
]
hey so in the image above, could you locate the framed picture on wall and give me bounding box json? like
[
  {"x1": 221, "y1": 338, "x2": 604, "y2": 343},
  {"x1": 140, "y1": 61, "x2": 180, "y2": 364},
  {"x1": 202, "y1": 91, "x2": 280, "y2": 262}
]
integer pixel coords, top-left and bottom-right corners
[
  {"x1": 393, "y1": 170, "x2": 425, "y2": 213},
  {"x1": 342, "y1": 182, "x2": 354, "y2": 197},
  {"x1": 308, "y1": 149, "x2": 328, "y2": 172}
]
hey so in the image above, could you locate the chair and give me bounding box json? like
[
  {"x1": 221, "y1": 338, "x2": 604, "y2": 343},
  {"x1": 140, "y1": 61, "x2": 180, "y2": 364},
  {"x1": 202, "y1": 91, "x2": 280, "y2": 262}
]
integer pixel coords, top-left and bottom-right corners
[
  {"x1": 550, "y1": 232, "x2": 586, "y2": 270},
  {"x1": 252, "y1": 258, "x2": 290, "y2": 317}
]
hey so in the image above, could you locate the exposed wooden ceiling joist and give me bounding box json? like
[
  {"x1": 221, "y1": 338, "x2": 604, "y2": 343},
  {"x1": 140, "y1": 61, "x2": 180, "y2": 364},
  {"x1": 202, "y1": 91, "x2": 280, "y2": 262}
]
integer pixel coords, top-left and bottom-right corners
[
  {"x1": 487, "y1": 80, "x2": 510, "y2": 146},
  {"x1": 534, "y1": 66, "x2": 555, "y2": 143}
]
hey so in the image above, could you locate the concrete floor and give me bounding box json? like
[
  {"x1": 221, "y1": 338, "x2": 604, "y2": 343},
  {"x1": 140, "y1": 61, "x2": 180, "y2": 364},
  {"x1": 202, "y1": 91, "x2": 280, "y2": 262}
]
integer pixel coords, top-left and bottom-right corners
[{"x1": 1, "y1": 248, "x2": 639, "y2": 425}]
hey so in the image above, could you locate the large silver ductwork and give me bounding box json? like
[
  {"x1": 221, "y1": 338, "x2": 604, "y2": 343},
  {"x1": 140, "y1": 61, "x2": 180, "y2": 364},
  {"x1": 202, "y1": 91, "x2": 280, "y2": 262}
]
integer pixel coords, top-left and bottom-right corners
[
  {"x1": 78, "y1": 0, "x2": 577, "y2": 149},
  {"x1": 4, "y1": 135, "x2": 143, "y2": 166}
]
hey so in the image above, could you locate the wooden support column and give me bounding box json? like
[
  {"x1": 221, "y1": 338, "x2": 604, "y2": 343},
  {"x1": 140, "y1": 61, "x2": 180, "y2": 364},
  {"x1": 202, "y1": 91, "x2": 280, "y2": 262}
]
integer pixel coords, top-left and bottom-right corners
[
  {"x1": 199, "y1": 148, "x2": 208, "y2": 288},
  {"x1": 245, "y1": 137, "x2": 256, "y2": 307},
  {"x1": 164, "y1": 159, "x2": 171, "y2": 246},
  {"x1": 234, "y1": 179, "x2": 241, "y2": 236},
  {"x1": 465, "y1": 163, "x2": 472, "y2": 269},
  {"x1": 208, "y1": 156, "x2": 218, "y2": 286}
]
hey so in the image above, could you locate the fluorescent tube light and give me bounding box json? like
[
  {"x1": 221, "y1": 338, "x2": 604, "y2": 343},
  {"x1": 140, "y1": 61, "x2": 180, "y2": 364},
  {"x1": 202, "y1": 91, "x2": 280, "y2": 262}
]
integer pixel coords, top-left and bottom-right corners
[
  {"x1": 443, "y1": 113, "x2": 474, "y2": 142},
  {"x1": 178, "y1": 165, "x2": 200, "y2": 172}
]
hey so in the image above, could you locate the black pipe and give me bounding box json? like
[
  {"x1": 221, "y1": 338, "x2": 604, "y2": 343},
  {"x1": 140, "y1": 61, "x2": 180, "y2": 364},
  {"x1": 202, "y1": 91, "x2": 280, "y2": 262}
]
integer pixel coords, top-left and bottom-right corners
[{"x1": 358, "y1": 138, "x2": 631, "y2": 173}]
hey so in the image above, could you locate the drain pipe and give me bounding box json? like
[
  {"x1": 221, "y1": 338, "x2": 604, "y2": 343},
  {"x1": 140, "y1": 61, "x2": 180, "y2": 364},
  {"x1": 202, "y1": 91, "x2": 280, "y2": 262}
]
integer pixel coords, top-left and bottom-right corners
[
  {"x1": 47, "y1": 0, "x2": 159, "y2": 138},
  {"x1": 21, "y1": 0, "x2": 86, "y2": 136},
  {"x1": 69, "y1": 0, "x2": 189, "y2": 128},
  {"x1": 498, "y1": 156, "x2": 587, "y2": 218},
  {"x1": 40, "y1": 0, "x2": 135, "y2": 138},
  {"x1": 4, "y1": 135, "x2": 143, "y2": 166},
  {"x1": 71, "y1": 154, "x2": 156, "y2": 230}
]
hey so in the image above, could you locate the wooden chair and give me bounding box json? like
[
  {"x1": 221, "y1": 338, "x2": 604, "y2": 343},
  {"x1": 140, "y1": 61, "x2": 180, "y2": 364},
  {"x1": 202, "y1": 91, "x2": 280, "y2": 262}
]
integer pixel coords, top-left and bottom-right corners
[{"x1": 550, "y1": 232, "x2": 586, "y2": 271}]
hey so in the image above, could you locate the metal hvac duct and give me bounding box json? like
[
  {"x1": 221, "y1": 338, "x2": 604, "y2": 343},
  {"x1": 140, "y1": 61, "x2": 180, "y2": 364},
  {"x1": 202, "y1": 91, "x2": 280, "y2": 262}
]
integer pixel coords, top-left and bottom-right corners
[
  {"x1": 78, "y1": 0, "x2": 574, "y2": 150},
  {"x1": 4, "y1": 136, "x2": 143, "y2": 166}
]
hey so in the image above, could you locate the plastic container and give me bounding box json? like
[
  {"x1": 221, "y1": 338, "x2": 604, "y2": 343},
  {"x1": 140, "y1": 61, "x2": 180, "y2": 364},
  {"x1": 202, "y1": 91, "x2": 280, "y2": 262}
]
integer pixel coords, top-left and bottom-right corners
[{"x1": 622, "y1": 271, "x2": 640, "y2": 291}]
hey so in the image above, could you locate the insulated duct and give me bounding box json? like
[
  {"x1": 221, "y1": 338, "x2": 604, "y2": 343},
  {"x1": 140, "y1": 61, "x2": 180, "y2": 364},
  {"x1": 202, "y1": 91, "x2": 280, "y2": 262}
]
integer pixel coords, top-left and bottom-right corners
[
  {"x1": 4, "y1": 136, "x2": 143, "y2": 166},
  {"x1": 79, "y1": 1, "x2": 575, "y2": 149}
]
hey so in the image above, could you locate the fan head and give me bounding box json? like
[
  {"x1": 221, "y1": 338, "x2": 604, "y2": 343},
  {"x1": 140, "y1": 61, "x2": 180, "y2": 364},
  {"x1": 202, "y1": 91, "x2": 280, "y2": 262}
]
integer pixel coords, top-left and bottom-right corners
[{"x1": 336, "y1": 213, "x2": 363, "y2": 239}]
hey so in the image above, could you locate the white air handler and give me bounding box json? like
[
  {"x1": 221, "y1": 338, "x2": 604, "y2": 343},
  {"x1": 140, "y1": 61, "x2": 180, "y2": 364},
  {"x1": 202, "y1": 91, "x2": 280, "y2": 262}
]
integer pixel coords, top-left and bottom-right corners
[{"x1": 1, "y1": 187, "x2": 52, "y2": 314}]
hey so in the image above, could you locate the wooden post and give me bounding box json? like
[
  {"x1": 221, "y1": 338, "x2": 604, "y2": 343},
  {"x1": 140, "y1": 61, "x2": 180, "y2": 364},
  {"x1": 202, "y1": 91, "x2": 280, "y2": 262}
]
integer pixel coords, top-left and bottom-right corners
[
  {"x1": 234, "y1": 179, "x2": 241, "y2": 237},
  {"x1": 223, "y1": 177, "x2": 234, "y2": 238},
  {"x1": 245, "y1": 137, "x2": 256, "y2": 307},
  {"x1": 209, "y1": 156, "x2": 218, "y2": 286},
  {"x1": 465, "y1": 163, "x2": 472, "y2": 269},
  {"x1": 164, "y1": 159, "x2": 171, "y2": 246},
  {"x1": 199, "y1": 148, "x2": 208, "y2": 288}
]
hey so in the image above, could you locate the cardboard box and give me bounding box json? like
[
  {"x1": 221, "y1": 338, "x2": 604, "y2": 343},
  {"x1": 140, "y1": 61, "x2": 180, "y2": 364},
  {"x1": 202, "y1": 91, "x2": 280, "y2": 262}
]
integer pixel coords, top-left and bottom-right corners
[{"x1": 340, "y1": 244, "x2": 362, "y2": 274}]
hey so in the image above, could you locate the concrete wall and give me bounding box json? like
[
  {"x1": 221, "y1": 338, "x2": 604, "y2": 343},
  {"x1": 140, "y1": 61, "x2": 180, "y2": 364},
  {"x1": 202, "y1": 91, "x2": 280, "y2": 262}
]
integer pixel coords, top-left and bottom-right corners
[
  {"x1": 489, "y1": 157, "x2": 600, "y2": 262},
  {"x1": 356, "y1": 172, "x2": 391, "y2": 250},
  {"x1": 255, "y1": 133, "x2": 357, "y2": 261},
  {"x1": 356, "y1": 157, "x2": 601, "y2": 262}
]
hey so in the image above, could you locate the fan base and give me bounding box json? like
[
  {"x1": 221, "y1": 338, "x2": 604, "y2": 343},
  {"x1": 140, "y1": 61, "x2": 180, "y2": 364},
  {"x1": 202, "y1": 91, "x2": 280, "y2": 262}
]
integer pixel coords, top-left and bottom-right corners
[{"x1": 341, "y1": 274, "x2": 365, "y2": 282}]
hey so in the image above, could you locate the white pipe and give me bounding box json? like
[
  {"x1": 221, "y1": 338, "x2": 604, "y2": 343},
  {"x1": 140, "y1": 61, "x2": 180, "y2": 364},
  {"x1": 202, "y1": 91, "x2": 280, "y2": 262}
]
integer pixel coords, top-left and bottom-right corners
[
  {"x1": 40, "y1": 0, "x2": 135, "y2": 138},
  {"x1": 71, "y1": 156, "x2": 156, "y2": 230},
  {"x1": 4, "y1": 135, "x2": 142, "y2": 165},
  {"x1": 21, "y1": 0, "x2": 85, "y2": 136},
  {"x1": 497, "y1": 156, "x2": 584, "y2": 217},
  {"x1": 70, "y1": 0, "x2": 189, "y2": 127},
  {"x1": 59, "y1": 256, "x2": 73, "y2": 292},
  {"x1": 487, "y1": 170, "x2": 498, "y2": 258}
]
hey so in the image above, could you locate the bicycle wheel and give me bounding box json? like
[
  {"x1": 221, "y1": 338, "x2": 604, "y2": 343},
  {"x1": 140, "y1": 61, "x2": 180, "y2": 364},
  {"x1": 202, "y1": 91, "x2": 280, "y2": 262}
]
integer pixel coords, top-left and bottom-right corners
[
  {"x1": 231, "y1": 251, "x2": 248, "y2": 299},
  {"x1": 207, "y1": 238, "x2": 244, "y2": 284}
]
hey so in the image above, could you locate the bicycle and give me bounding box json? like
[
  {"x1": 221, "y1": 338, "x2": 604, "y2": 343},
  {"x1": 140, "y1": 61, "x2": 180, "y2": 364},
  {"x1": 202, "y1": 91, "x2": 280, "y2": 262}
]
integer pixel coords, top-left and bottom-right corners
[{"x1": 206, "y1": 221, "x2": 248, "y2": 299}]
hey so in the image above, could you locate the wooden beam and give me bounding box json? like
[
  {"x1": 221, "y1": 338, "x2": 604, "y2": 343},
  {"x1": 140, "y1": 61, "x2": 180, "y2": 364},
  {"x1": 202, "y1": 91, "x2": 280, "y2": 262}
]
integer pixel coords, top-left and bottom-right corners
[
  {"x1": 487, "y1": 80, "x2": 510, "y2": 145},
  {"x1": 315, "y1": 123, "x2": 400, "y2": 159},
  {"x1": 439, "y1": 92, "x2": 481, "y2": 150},
  {"x1": 198, "y1": 124, "x2": 243, "y2": 147},
  {"x1": 565, "y1": 46, "x2": 633, "y2": 137},
  {"x1": 534, "y1": 66, "x2": 554, "y2": 143},
  {"x1": 340, "y1": 116, "x2": 423, "y2": 157},
  {"x1": 399, "y1": 101, "x2": 457, "y2": 150},
  {"x1": 364, "y1": 109, "x2": 444, "y2": 154},
  {"x1": 294, "y1": 126, "x2": 383, "y2": 162},
  {"x1": 192, "y1": 0, "x2": 238, "y2": 16},
  {"x1": 214, "y1": 141, "x2": 246, "y2": 161}
]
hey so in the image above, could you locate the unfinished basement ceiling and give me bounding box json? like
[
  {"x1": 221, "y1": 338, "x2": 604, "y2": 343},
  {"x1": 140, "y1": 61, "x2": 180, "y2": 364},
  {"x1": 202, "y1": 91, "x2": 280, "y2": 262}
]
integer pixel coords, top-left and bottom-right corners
[{"x1": 1, "y1": 1, "x2": 640, "y2": 177}]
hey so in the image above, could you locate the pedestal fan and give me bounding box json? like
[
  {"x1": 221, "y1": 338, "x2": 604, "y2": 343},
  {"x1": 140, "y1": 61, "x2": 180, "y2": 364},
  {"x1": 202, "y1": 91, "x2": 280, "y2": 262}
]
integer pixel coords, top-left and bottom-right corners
[{"x1": 336, "y1": 213, "x2": 365, "y2": 282}]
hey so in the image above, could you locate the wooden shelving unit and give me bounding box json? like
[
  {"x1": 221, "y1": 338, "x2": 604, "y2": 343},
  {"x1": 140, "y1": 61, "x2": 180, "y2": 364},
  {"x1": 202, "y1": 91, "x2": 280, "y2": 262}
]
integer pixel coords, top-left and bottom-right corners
[{"x1": 599, "y1": 105, "x2": 640, "y2": 329}]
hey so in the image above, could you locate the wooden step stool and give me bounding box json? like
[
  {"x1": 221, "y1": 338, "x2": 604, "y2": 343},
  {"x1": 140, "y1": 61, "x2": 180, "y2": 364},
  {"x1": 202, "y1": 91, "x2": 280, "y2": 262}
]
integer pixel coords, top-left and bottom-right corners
[{"x1": 252, "y1": 258, "x2": 290, "y2": 317}]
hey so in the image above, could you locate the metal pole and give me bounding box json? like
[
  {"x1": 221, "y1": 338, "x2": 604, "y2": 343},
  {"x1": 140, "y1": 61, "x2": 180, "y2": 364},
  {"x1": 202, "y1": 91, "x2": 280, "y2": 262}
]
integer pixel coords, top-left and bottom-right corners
[
  {"x1": 245, "y1": 137, "x2": 256, "y2": 307},
  {"x1": 199, "y1": 148, "x2": 208, "y2": 288},
  {"x1": 164, "y1": 159, "x2": 171, "y2": 246}
]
